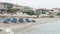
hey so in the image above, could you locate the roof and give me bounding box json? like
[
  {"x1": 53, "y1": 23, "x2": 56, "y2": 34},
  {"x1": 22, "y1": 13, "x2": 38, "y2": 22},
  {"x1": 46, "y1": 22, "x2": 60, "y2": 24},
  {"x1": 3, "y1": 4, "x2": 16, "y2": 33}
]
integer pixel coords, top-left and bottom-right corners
[
  {"x1": 53, "y1": 8, "x2": 60, "y2": 10},
  {"x1": 36, "y1": 8, "x2": 49, "y2": 11}
]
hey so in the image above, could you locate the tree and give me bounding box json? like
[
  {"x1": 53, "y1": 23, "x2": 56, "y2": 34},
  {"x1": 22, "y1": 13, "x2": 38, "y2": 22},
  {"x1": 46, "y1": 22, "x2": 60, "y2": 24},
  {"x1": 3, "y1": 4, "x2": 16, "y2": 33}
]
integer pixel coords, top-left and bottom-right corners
[
  {"x1": 7, "y1": 8, "x2": 20, "y2": 14},
  {"x1": 57, "y1": 11, "x2": 60, "y2": 18},
  {"x1": 2, "y1": 3, "x2": 13, "y2": 9},
  {"x1": 42, "y1": 10, "x2": 46, "y2": 14},
  {"x1": 48, "y1": 11, "x2": 54, "y2": 18},
  {"x1": 36, "y1": 10, "x2": 41, "y2": 18},
  {"x1": 22, "y1": 10, "x2": 37, "y2": 16}
]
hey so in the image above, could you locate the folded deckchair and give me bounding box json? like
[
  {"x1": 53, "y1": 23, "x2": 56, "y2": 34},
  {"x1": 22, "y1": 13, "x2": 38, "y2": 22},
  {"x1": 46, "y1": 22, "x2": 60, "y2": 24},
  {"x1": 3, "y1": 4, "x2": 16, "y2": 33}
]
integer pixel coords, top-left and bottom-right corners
[
  {"x1": 25, "y1": 18, "x2": 30, "y2": 22},
  {"x1": 31, "y1": 20, "x2": 36, "y2": 22},
  {"x1": 3, "y1": 18, "x2": 11, "y2": 24},
  {"x1": 11, "y1": 18, "x2": 17, "y2": 23},
  {"x1": 18, "y1": 18, "x2": 24, "y2": 22}
]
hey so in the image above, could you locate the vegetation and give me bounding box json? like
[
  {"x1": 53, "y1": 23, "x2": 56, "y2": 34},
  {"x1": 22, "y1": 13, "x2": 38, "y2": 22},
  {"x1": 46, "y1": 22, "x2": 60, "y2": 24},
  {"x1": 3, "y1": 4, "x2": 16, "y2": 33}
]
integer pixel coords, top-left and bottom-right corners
[
  {"x1": 1, "y1": 2, "x2": 37, "y2": 15},
  {"x1": 2, "y1": 3, "x2": 13, "y2": 9},
  {"x1": 36, "y1": 10, "x2": 41, "y2": 18},
  {"x1": 42, "y1": 10, "x2": 46, "y2": 14},
  {"x1": 48, "y1": 11, "x2": 54, "y2": 18},
  {"x1": 57, "y1": 11, "x2": 60, "y2": 17},
  {"x1": 22, "y1": 10, "x2": 37, "y2": 16},
  {"x1": 1, "y1": 3, "x2": 22, "y2": 14},
  {"x1": 7, "y1": 8, "x2": 20, "y2": 13}
]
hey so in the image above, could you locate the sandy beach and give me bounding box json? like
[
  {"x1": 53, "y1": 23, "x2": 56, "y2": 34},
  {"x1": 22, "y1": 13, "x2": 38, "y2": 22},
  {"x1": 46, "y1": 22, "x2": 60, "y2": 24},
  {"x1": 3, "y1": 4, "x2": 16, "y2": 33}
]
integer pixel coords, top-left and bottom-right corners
[
  {"x1": 0, "y1": 18, "x2": 60, "y2": 34},
  {"x1": 0, "y1": 18, "x2": 60, "y2": 28}
]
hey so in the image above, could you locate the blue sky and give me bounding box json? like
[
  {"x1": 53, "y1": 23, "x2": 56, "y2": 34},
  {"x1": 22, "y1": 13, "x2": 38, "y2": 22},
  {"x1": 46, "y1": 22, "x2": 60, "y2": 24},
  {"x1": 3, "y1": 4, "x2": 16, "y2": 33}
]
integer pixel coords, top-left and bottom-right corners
[{"x1": 0, "y1": 0, "x2": 60, "y2": 9}]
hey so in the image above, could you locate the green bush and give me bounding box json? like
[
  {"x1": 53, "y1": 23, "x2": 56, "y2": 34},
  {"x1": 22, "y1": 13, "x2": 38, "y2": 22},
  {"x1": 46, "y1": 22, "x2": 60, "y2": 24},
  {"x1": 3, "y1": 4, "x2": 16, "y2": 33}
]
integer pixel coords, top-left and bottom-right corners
[
  {"x1": 22, "y1": 10, "x2": 36, "y2": 15},
  {"x1": 57, "y1": 11, "x2": 60, "y2": 18},
  {"x1": 57, "y1": 12, "x2": 60, "y2": 15},
  {"x1": 48, "y1": 12, "x2": 54, "y2": 18},
  {"x1": 7, "y1": 8, "x2": 20, "y2": 13}
]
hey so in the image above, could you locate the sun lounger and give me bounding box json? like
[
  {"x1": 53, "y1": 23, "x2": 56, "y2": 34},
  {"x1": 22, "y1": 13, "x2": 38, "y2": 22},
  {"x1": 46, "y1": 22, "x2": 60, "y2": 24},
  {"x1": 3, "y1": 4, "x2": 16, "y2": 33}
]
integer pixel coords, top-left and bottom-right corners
[
  {"x1": 11, "y1": 18, "x2": 17, "y2": 23},
  {"x1": 3, "y1": 18, "x2": 11, "y2": 24},
  {"x1": 25, "y1": 18, "x2": 30, "y2": 22},
  {"x1": 3, "y1": 20, "x2": 9, "y2": 24},
  {"x1": 31, "y1": 20, "x2": 36, "y2": 22},
  {"x1": 18, "y1": 18, "x2": 24, "y2": 22},
  {"x1": 5, "y1": 18, "x2": 11, "y2": 21}
]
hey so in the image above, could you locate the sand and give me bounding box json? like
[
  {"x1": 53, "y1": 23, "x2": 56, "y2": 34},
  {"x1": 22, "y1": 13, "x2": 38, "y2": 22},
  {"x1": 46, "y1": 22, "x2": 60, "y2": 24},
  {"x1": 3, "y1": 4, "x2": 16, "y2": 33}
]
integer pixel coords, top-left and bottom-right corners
[{"x1": 0, "y1": 18, "x2": 60, "y2": 34}]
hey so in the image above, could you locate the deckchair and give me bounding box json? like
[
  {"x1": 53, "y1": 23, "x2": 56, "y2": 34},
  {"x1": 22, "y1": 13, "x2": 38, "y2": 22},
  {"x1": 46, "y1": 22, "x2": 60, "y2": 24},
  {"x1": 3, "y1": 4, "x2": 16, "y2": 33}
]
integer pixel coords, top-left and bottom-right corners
[
  {"x1": 31, "y1": 20, "x2": 36, "y2": 22},
  {"x1": 25, "y1": 18, "x2": 30, "y2": 22},
  {"x1": 3, "y1": 18, "x2": 11, "y2": 24},
  {"x1": 11, "y1": 18, "x2": 17, "y2": 23},
  {"x1": 18, "y1": 18, "x2": 24, "y2": 22}
]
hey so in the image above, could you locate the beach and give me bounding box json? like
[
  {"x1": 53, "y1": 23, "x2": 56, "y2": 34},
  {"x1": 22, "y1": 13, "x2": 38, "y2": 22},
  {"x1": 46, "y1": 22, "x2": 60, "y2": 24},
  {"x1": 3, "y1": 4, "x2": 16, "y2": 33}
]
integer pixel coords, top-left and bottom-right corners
[{"x1": 0, "y1": 18, "x2": 60, "y2": 34}]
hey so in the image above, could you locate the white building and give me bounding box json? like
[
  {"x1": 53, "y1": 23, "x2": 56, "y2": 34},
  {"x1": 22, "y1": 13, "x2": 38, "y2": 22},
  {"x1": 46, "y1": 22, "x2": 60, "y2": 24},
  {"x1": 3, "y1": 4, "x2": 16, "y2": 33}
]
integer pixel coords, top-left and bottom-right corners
[{"x1": 53, "y1": 8, "x2": 60, "y2": 14}]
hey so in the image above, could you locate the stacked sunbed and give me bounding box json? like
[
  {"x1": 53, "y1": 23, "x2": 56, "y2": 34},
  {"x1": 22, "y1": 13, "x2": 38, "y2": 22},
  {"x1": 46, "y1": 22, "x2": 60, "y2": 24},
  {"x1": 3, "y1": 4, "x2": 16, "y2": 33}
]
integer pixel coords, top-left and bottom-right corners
[{"x1": 0, "y1": 17, "x2": 36, "y2": 24}]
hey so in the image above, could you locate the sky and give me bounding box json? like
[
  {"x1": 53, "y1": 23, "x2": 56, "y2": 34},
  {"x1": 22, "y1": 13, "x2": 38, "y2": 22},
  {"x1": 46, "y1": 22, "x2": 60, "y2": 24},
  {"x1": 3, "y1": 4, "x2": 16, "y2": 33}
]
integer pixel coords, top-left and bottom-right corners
[{"x1": 0, "y1": 0, "x2": 60, "y2": 9}]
